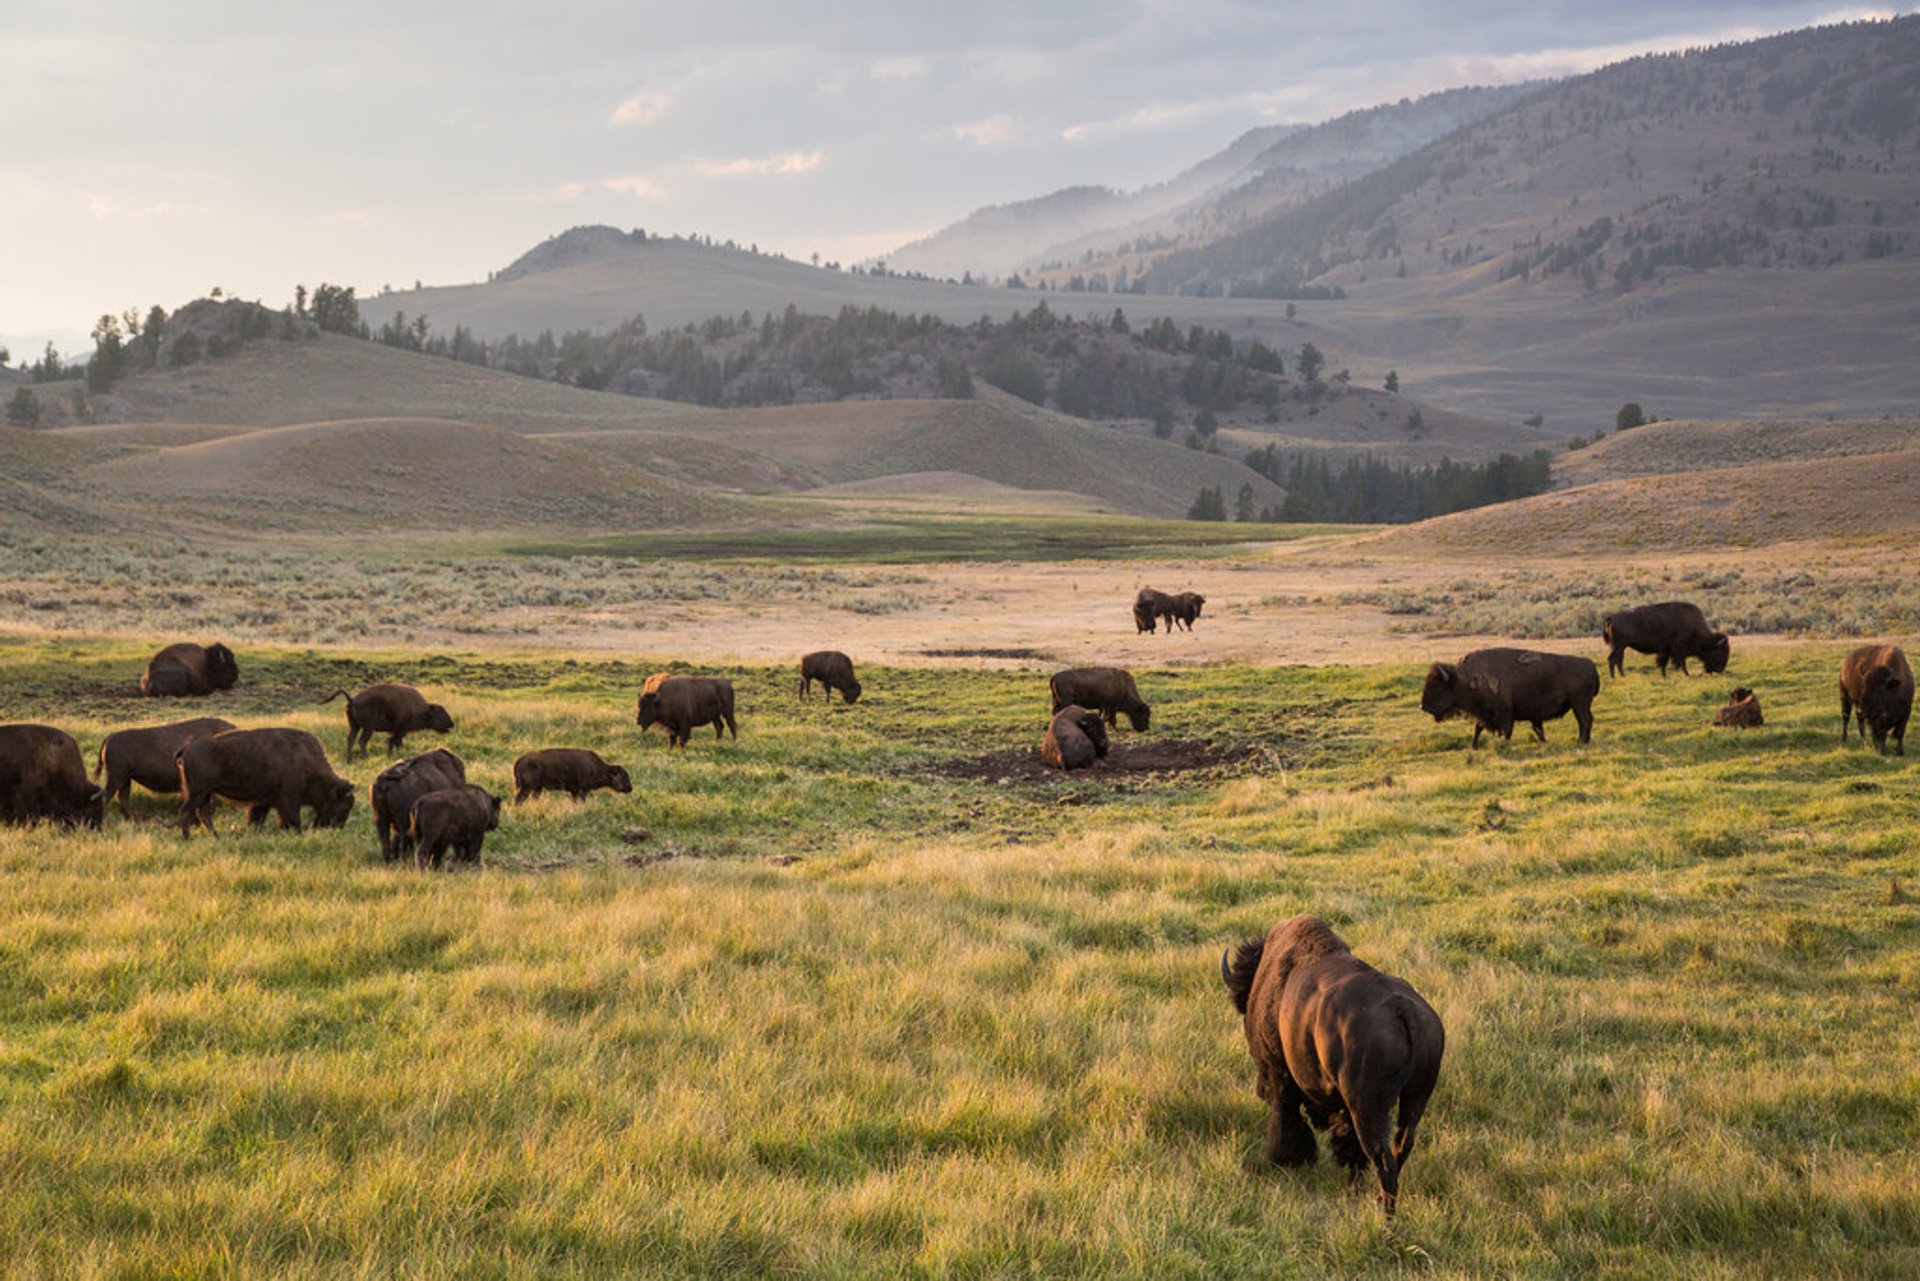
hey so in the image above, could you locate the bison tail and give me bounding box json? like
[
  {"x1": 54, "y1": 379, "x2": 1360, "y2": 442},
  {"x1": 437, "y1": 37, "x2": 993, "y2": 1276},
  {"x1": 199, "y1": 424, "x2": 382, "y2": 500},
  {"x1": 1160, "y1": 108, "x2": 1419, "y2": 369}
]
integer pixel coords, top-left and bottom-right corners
[
  {"x1": 1601, "y1": 618, "x2": 1615, "y2": 647},
  {"x1": 1221, "y1": 938, "x2": 1264, "y2": 1014},
  {"x1": 93, "y1": 742, "x2": 106, "y2": 781},
  {"x1": 320, "y1": 688, "x2": 351, "y2": 705}
]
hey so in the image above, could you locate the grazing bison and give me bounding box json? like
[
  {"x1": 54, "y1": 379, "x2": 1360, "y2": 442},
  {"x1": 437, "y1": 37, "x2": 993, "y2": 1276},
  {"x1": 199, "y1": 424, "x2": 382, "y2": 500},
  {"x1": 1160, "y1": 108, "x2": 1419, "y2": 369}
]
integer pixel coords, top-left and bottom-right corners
[
  {"x1": 1840, "y1": 644, "x2": 1912, "y2": 756},
  {"x1": 96, "y1": 717, "x2": 236, "y2": 816},
  {"x1": 1222, "y1": 914, "x2": 1445, "y2": 1218},
  {"x1": 637, "y1": 676, "x2": 737, "y2": 748},
  {"x1": 140, "y1": 642, "x2": 239, "y2": 697},
  {"x1": 408, "y1": 785, "x2": 502, "y2": 869},
  {"x1": 1041, "y1": 705, "x2": 1110, "y2": 771},
  {"x1": 370, "y1": 748, "x2": 468, "y2": 860},
  {"x1": 323, "y1": 684, "x2": 454, "y2": 759},
  {"x1": 1712, "y1": 688, "x2": 1764, "y2": 729},
  {"x1": 1422, "y1": 648, "x2": 1599, "y2": 747},
  {"x1": 1602, "y1": 601, "x2": 1730, "y2": 678},
  {"x1": 798, "y1": 651, "x2": 862, "y2": 703},
  {"x1": 512, "y1": 748, "x2": 632, "y2": 803},
  {"x1": 1133, "y1": 588, "x2": 1175, "y2": 634},
  {"x1": 1049, "y1": 667, "x2": 1150, "y2": 732},
  {"x1": 176, "y1": 727, "x2": 354, "y2": 836},
  {"x1": 0, "y1": 724, "x2": 104, "y2": 828}
]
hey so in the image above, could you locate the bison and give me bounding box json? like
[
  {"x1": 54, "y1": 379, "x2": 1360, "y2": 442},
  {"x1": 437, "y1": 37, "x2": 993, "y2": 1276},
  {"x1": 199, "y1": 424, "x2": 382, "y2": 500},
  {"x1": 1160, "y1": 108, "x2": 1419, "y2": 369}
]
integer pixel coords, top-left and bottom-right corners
[
  {"x1": 1222, "y1": 915, "x2": 1445, "y2": 1218},
  {"x1": 798, "y1": 651, "x2": 862, "y2": 704},
  {"x1": 1049, "y1": 667, "x2": 1150, "y2": 732},
  {"x1": 370, "y1": 748, "x2": 468, "y2": 860},
  {"x1": 0, "y1": 724, "x2": 104, "y2": 828},
  {"x1": 408, "y1": 785, "x2": 502, "y2": 869},
  {"x1": 1041, "y1": 704, "x2": 1109, "y2": 771},
  {"x1": 1134, "y1": 588, "x2": 1175, "y2": 634},
  {"x1": 512, "y1": 748, "x2": 632, "y2": 803},
  {"x1": 176, "y1": 727, "x2": 354, "y2": 836},
  {"x1": 140, "y1": 641, "x2": 239, "y2": 697},
  {"x1": 1602, "y1": 601, "x2": 1730, "y2": 678},
  {"x1": 637, "y1": 676, "x2": 737, "y2": 748},
  {"x1": 1170, "y1": 591, "x2": 1207, "y2": 632},
  {"x1": 1422, "y1": 647, "x2": 1599, "y2": 748},
  {"x1": 1712, "y1": 688, "x2": 1764, "y2": 729},
  {"x1": 1840, "y1": 644, "x2": 1912, "y2": 756},
  {"x1": 323, "y1": 684, "x2": 454, "y2": 759},
  {"x1": 95, "y1": 716, "x2": 236, "y2": 816}
]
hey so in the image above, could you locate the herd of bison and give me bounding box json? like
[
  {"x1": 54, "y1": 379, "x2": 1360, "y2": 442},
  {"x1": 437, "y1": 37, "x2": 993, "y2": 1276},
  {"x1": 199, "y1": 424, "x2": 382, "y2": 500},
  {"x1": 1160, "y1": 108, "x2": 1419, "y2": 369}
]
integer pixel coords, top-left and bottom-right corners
[{"x1": 0, "y1": 587, "x2": 1912, "y2": 1216}]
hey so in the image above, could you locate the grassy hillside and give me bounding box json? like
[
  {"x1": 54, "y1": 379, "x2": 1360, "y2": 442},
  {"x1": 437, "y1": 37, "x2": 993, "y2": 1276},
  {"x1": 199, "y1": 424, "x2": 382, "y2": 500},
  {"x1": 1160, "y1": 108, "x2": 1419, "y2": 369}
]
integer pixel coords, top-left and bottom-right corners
[
  {"x1": 1555, "y1": 416, "x2": 1920, "y2": 487},
  {"x1": 1, "y1": 637, "x2": 1915, "y2": 1274}
]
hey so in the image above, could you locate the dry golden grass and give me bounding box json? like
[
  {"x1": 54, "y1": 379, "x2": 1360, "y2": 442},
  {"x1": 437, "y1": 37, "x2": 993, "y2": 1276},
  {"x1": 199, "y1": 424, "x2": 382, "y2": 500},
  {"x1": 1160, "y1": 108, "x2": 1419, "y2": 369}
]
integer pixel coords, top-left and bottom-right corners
[{"x1": 1557, "y1": 417, "x2": 1920, "y2": 487}]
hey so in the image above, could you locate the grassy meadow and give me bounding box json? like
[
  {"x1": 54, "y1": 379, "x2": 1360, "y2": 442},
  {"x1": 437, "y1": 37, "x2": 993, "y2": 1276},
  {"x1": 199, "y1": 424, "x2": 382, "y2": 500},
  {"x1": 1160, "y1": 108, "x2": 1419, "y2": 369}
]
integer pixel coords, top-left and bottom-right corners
[{"x1": 1, "y1": 635, "x2": 1917, "y2": 1276}]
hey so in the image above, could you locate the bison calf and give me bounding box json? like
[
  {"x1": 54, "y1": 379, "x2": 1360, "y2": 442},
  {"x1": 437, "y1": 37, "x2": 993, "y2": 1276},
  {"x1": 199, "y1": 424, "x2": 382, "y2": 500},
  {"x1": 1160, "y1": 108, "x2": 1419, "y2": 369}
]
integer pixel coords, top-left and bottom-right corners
[
  {"x1": 1840, "y1": 644, "x2": 1912, "y2": 756},
  {"x1": 0, "y1": 724, "x2": 104, "y2": 829},
  {"x1": 141, "y1": 641, "x2": 239, "y2": 697},
  {"x1": 370, "y1": 748, "x2": 468, "y2": 860},
  {"x1": 1422, "y1": 647, "x2": 1598, "y2": 748},
  {"x1": 798, "y1": 651, "x2": 862, "y2": 703},
  {"x1": 96, "y1": 717, "x2": 236, "y2": 816},
  {"x1": 1223, "y1": 915, "x2": 1445, "y2": 1218},
  {"x1": 1713, "y1": 688, "x2": 1764, "y2": 728},
  {"x1": 512, "y1": 748, "x2": 632, "y2": 803},
  {"x1": 409, "y1": 785, "x2": 502, "y2": 869},
  {"x1": 324, "y1": 684, "x2": 454, "y2": 759},
  {"x1": 1042, "y1": 705, "x2": 1109, "y2": 771},
  {"x1": 1049, "y1": 667, "x2": 1151, "y2": 732},
  {"x1": 1603, "y1": 601, "x2": 1730, "y2": 678},
  {"x1": 176, "y1": 727, "x2": 354, "y2": 836},
  {"x1": 637, "y1": 676, "x2": 737, "y2": 748}
]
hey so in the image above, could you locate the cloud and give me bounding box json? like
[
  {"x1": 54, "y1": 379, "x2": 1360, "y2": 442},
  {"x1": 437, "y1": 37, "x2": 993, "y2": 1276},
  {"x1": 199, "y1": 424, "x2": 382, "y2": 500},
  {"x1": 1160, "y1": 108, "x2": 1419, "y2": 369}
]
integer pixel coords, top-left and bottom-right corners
[
  {"x1": 954, "y1": 114, "x2": 1015, "y2": 146},
  {"x1": 609, "y1": 89, "x2": 672, "y2": 126},
  {"x1": 869, "y1": 55, "x2": 928, "y2": 81},
  {"x1": 694, "y1": 150, "x2": 823, "y2": 177},
  {"x1": 601, "y1": 174, "x2": 664, "y2": 199}
]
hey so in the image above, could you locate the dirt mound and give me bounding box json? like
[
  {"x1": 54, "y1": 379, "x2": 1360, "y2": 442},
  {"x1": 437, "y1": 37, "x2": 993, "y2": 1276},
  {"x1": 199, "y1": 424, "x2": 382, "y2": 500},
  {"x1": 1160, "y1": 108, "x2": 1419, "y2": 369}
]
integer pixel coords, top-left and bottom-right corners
[{"x1": 931, "y1": 738, "x2": 1276, "y2": 784}]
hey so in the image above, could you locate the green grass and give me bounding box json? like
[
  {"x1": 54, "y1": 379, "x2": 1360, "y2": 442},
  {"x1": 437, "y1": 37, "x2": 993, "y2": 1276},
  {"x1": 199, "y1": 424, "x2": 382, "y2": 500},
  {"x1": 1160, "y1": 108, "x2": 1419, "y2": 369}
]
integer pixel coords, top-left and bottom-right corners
[{"x1": 2, "y1": 636, "x2": 1917, "y2": 1276}]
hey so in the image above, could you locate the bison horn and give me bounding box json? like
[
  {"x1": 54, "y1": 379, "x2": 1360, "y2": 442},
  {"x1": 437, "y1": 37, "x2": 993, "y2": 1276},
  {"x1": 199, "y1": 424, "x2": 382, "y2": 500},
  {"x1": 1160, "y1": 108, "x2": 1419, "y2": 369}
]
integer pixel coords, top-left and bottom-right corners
[{"x1": 1220, "y1": 947, "x2": 1233, "y2": 988}]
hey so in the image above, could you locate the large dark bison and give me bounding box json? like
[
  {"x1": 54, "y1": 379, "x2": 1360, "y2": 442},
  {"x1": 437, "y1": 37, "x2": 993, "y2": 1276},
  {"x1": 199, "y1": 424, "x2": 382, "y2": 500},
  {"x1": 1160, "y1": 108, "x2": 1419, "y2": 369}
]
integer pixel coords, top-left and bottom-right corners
[
  {"x1": 1041, "y1": 705, "x2": 1109, "y2": 771},
  {"x1": 96, "y1": 716, "x2": 236, "y2": 816},
  {"x1": 1222, "y1": 915, "x2": 1445, "y2": 1218},
  {"x1": 512, "y1": 748, "x2": 632, "y2": 803},
  {"x1": 1421, "y1": 648, "x2": 1599, "y2": 748},
  {"x1": 1602, "y1": 601, "x2": 1730, "y2": 678},
  {"x1": 798, "y1": 651, "x2": 862, "y2": 703},
  {"x1": 1049, "y1": 667, "x2": 1150, "y2": 732},
  {"x1": 323, "y1": 684, "x2": 454, "y2": 759},
  {"x1": 1712, "y1": 688, "x2": 1764, "y2": 728},
  {"x1": 1133, "y1": 588, "x2": 1175, "y2": 634},
  {"x1": 0, "y1": 724, "x2": 104, "y2": 828},
  {"x1": 637, "y1": 676, "x2": 737, "y2": 748},
  {"x1": 140, "y1": 642, "x2": 239, "y2": 697},
  {"x1": 408, "y1": 785, "x2": 502, "y2": 869},
  {"x1": 1171, "y1": 591, "x2": 1207, "y2": 632},
  {"x1": 1840, "y1": 644, "x2": 1912, "y2": 756},
  {"x1": 370, "y1": 748, "x2": 468, "y2": 860},
  {"x1": 176, "y1": 727, "x2": 354, "y2": 836}
]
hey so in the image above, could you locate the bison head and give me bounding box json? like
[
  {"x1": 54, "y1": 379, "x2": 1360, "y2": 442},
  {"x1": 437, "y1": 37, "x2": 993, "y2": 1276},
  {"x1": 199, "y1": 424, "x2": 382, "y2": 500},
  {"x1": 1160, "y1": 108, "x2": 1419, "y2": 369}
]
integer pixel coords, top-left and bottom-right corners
[
  {"x1": 71, "y1": 784, "x2": 105, "y2": 830},
  {"x1": 841, "y1": 678, "x2": 863, "y2": 705},
  {"x1": 1076, "y1": 709, "x2": 1111, "y2": 758},
  {"x1": 425, "y1": 703, "x2": 455, "y2": 733},
  {"x1": 483, "y1": 792, "x2": 504, "y2": 831},
  {"x1": 204, "y1": 642, "x2": 240, "y2": 691},
  {"x1": 608, "y1": 765, "x2": 634, "y2": 794},
  {"x1": 1421, "y1": 662, "x2": 1462, "y2": 721},
  {"x1": 636, "y1": 691, "x2": 661, "y2": 730},
  {"x1": 1861, "y1": 668, "x2": 1907, "y2": 739},
  {"x1": 1701, "y1": 633, "x2": 1731, "y2": 674},
  {"x1": 1124, "y1": 702, "x2": 1150, "y2": 733},
  {"x1": 316, "y1": 780, "x2": 355, "y2": 829}
]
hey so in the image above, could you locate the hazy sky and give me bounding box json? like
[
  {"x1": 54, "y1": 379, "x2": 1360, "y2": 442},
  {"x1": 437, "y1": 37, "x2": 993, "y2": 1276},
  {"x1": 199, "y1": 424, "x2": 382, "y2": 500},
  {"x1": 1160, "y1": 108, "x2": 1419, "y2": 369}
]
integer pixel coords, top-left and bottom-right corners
[{"x1": 1, "y1": 1, "x2": 1904, "y2": 351}]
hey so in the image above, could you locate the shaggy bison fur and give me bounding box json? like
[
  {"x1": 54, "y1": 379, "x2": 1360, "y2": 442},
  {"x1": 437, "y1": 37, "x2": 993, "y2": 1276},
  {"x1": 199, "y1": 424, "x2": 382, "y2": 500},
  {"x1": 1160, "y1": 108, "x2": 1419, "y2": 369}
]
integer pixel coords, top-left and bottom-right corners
[
  {"x1": 637, "y1": 676, "x2": 737, "y2": 748},
  {"x1": 1222, "y1": 915, "x2": 1445, "y2": 1217},
  {"x1": 324, "y1": 684, "x2": 454, "y2": 759},
  {"x1": 1134, "y1": 587, "x2": 1174, "y2": 633},
  {"x1": 96, "y1": 717, "x2": 236, "y2": 816},
  {"x1": 1840, "y1": 644, "x2": 1912, "y2": 756},
  {"x1": 798, "y1": 651, "x2": 862, "y2": 703},
  {"x1": 1041, "y1": 705, "x2": 1110, "y2": 771},
  {"x1": 176, "y1": 727, "x2": 354, "y2": 836},
  {"x1": 140, "y1": 642, "x2": 239, "y2": 697},
  {"x1": 370, "y1": 748, "x2": 468, "y2": 860},
  {"x1": 408, "y1": 784, "x2": 502, "y2": 869},
  {"x1": 1602, "y1": 601, "x2": 1730, "y2": 678},
  {"x1": 1171, "y1": 591, "x2": 1207, "y2": 631},
  {"x1": 1049, "y1": 667, "x2": 1151, "y2": 732},
  {"x1": 512, "y1": 748, "x2": 632, "y2": 803},
  {"x1": 1713, "y1": 688, "x2": 1764, "y2": 728},
  {"x1": 0, "y1": 724, "x2": 104, "y2": 829},
  {"x1": 1421, "y1": 647, "x2": 1599, "y2": 747}
]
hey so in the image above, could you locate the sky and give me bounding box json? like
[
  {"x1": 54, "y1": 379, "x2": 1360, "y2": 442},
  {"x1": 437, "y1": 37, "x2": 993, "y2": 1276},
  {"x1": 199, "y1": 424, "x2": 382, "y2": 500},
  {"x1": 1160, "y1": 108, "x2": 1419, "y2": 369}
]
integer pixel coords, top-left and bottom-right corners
[{"x1": 1, "y1": 1, "x2": 1906, "y2": 354}]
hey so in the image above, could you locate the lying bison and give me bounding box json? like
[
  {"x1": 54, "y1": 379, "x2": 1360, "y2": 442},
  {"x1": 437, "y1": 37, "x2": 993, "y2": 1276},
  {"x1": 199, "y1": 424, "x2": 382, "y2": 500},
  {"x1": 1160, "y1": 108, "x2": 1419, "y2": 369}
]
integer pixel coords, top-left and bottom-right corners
[
  {"x1": 141, "y1": 641, "x2": 239, "y2": 697},
  {"x1": 1713, "y1": 688, "x2": 1764, "y2": 729},
  {"x1": 1049, "y1": 667, "x2": 1150, "y2": 732},
  {"x1": 409, "y1": 785, "x2": 502, "y2": 869},
  {"x1": 176, "y1": 727, "x2": 354, "y2": 836},
  {"x1": 798, "y1": 651, "x2": 862, "y2": 703},
  {"x1": 324, "y1": 684, "x2": 454, "y2": 759},
  {"x1": 370, "y1": 748, "x2": 468, "y2": 860},
  {"x1": 512, "y1": 748, "x2": 632, "y2": 803},
  {"x1": 1134, "y1": 588, "x2": 1175, "y2": 634},
  {"x1": 1422, "y1": 648, "x2": 1599, "y2": 747},
  {"x1": 1222, "y1": 915, "x2": 1445, "y2": 1218},
  {"x1": 96, "y1": 716, "x2": 236, "y2": 816},
  {"x1": 1041, "y1": 705, "x2": 1109, "y2": 771},
  {"x1": 0, "y1": 724, "x2": 104, "y2": 828},
  {"x1": 1840, "y1": 644, "x2": 1912, "y2": 756},
  {"x1": 637, "y1": 676, "x2": 737, "y2": 748},
  {"x1": 1602, "y1": 601, "x2": 1730, "y2": 678}
]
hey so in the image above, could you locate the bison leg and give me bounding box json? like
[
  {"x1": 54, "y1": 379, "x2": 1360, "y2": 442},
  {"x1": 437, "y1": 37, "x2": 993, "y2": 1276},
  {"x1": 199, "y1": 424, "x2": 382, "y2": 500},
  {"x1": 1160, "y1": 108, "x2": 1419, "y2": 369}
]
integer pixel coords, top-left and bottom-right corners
[
  {"x1": 1349, "y1": 1105, "x2": 1402, "y2": 1217},
  {"x1": 386, "y1": 732, "x2": 406, "y2": 756},
  {"x1": 1469, "y1": 722, "x2": 1485, "y2": 749},
  {"x1": 1266, "y1": 1076, "x2": 1319, "y2": 1167},
  {"x1": 1674, "y1": 653, "x2": 1693, "y2": 677},
  {"x1": 1530, "y1": 720, "x2": 1547, "y2": 743},
  {"x1": 799, "y1": 675, "x2": 811, "y2": 700},
  {"x1": 245, "y1": 804, "x2": 271, "y2": 828},
  {"x1": 723, "y1": 711, "x2": 737, "y2": 741},
  {"x1": 1839, "y1": 694, "x2": 1854, "y2": 742},
  {"x1": 1607, "y1": 646, "x2": 1625, "y2": 679},
  {"x1": 275, "y1": 800, "x2": 301, "y2": 832},
  {"x1": 1574, "y1": 701, "x2": 1594, "y2": 744},
  {"x1": 514, "y1": 785, "x2": 532, "y2": 804}
]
